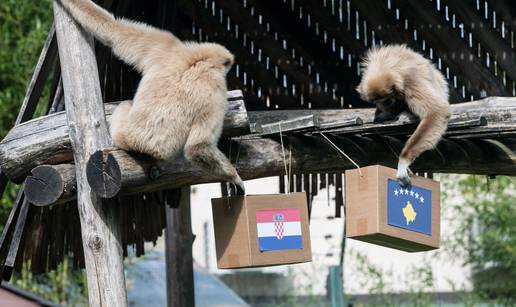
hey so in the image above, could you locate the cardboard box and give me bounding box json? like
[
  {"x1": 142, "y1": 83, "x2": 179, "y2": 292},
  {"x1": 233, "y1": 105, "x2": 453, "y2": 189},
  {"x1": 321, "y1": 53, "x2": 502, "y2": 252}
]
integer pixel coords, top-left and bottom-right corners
[
  {"x1": 211, "y1": 192, "x2": 312, "y2": 269},
  {"x1": 345, "y1": 165, "x2": 440, "y2": 252}
]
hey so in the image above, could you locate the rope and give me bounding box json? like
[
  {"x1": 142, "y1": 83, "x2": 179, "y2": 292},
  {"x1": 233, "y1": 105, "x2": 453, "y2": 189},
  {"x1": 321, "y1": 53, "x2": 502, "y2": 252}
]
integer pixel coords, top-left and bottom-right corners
[
  {"x1": 279, "y1": 122, "x2": 291, "y2": 193},
  {"x1": 318, "y1": 131, "x2": 363, "y2": 177}
]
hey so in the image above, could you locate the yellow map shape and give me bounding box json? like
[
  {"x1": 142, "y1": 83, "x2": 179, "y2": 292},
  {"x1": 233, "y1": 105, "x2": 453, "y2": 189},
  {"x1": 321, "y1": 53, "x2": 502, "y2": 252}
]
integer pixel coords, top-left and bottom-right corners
[{"x1": 402, "y1": 201, "x2": 417, "y2": 225}]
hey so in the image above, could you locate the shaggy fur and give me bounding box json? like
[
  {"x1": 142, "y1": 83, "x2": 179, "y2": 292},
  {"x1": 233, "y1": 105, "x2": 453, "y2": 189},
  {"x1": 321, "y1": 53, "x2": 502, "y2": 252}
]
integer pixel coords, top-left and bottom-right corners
[
  {"x1": 356, "y1": 45, "x2": 451, "y2": 184},
  {"x1": 58, "y1": 0, "x2": 245, "y2": 191}
]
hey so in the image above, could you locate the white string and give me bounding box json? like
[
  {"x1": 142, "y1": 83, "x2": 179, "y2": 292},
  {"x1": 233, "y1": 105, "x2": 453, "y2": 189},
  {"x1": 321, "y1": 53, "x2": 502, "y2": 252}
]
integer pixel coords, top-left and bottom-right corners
[
  {"x1": 279, "y1": 122, "x2": 290, "y2": 193},
  {"x1": 318, "y1": 131, "x2": 363, "y2": 177},
  {"x1": 289, "y1": 142, "x2": 292, "y2": 192}
]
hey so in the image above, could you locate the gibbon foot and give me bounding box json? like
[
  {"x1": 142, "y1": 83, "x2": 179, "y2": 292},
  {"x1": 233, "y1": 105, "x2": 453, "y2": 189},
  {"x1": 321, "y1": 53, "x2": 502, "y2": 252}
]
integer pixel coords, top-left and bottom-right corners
[
  {"x1": 184, "y1": 142, "x2": 245, "y2": 193},
  {"x1": 397, "y1": 158, "x2": 412, "y2": 186},
  {"x1": 232, "y1": 177, "x2": 246, "y2": 195}
]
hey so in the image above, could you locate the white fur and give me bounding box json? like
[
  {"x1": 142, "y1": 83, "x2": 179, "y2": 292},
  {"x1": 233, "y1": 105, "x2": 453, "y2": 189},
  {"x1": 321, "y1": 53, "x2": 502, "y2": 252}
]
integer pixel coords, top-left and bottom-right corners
[{"x1": 59, "y1": 0, "x2": 244, "y2": 191}]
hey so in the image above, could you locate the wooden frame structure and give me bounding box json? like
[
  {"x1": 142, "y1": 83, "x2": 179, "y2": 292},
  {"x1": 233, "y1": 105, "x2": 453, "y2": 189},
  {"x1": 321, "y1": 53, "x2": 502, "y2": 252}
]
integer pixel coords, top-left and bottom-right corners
[{"x1": 1, "y1": 1, "x2": 516, "y2": 306}]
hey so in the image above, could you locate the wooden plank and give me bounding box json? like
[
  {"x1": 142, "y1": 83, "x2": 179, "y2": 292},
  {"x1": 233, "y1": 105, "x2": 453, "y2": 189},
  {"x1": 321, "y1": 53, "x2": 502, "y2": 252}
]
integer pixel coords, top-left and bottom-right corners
[
  {"x1": 0, "y1": 96, "x2": 249, "y2": 182},
  {"x1": 2, "y1": 197, "x2": 30, "y2": 281},
  {"x1": 15, "y1": 25, "x2": 58, "y2": 125},
  {"x1": 253, "y1": 115, "x2": 319, "y2": 135},
  {"x1": 53, "y1": 2, "x2": 127, "y2": 306},
  {"x1": 165, "y1": 187, "x2": 194, "y2": 307},
  {"x1": 0, "y1": 191, "x2": 24, "y2": 278}
]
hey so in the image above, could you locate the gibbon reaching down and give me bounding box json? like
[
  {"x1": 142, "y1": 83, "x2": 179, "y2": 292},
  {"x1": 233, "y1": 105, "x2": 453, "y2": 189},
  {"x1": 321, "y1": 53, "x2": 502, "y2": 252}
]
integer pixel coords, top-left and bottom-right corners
[
  {"x1": 356, "y1": 44, "x2": 451, "y2": 184},
  {"x1": 58, "y1": 0, "x2": 245, "y2": 192}
]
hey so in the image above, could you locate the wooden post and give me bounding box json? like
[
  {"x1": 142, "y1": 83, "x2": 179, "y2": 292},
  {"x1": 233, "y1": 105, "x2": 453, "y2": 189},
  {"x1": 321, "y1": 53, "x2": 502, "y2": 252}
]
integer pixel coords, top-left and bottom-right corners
[
  {"x1": 53, "y1": 2, "x2": 127, "y2": 306},
  {"x1": 165, "y1": 187, "x2": 195, "y2": 307}
]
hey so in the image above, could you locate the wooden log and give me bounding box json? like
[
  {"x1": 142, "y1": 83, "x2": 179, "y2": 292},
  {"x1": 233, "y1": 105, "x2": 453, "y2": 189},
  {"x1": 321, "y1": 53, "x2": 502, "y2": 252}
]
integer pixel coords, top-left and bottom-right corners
[
  {"x1": 165, "y1": 187, "x2": 195, "y2": 307},
  {"x1": 24, "y1": 134, "x2": 516, "y2": 206},
  {"x1": 53, "y1": 2, "x2": 127, "y2": 306},
  {"x1": 0, "y1": 92, "x2": 248, "y2": 183},
  {"x1": 25, "y1": 164, "x2": 76, "y2": 206},
  {"x1": 5, "y1": 96, "x2": 516, "y2": 186}
]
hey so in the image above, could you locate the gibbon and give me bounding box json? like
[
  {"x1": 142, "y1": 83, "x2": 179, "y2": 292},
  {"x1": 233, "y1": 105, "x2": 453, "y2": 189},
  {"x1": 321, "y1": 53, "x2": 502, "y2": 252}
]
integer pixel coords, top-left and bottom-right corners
[
  {"x1": 356, "y1": 44, "x2": 451, "y2": 184},
  {"x1": 58, "y1": 0, "x2": 245, "y2": 192}
]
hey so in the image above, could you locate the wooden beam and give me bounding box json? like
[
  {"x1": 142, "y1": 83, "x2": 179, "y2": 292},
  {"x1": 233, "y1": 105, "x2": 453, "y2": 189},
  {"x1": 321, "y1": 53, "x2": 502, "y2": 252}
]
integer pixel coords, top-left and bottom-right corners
[
  {"x1": 23, "y1": 133, "x2": 516, "y2": 206},
  {"x1": 53, "y1": 2, "x2": 127, "y2": 306},
  {"x1": 165, "y1": 187, "x2": 195, "y2": 307},
  {"x1": 15, "y1": 25, "x2": 58, "y2": 125},
  {"x1": 0, "y1": 94, "x2": 248, "y2": 183},
  {"x1": 4, "y1": 96, "x2": 516, "y2": 185},
  {"x1": 0, "y1": 191, "x2": 25, "y2": 278}
]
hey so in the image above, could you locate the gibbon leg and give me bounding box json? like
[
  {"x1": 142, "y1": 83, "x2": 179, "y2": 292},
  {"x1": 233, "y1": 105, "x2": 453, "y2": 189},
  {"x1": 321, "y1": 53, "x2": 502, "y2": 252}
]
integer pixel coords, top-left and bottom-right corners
[
  {"x1": 184, "y1": 141, "x2": 245, "y2": 194},
  {"x1": 110, "y1": 100, "x2": 133, "y2": 151},
  {"x1": 397, "y1": 111, "x2": 449, "y2": 184}
]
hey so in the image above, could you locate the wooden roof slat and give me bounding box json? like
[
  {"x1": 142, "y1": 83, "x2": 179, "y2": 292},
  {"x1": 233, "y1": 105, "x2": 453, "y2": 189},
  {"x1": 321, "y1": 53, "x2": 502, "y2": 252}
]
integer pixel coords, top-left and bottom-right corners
[
  {"x1": 392, "y1": 0, "x2": 509, "y2": 97},
  {"x1": 210, "y1": 0, "x2": 331, "y2": 103},
  {"x1": 349, "y1": 0, "x2": 466, "y2": 101},
  {"x1": 443, "y1": 0, "x2": 516, "y2": 82}
]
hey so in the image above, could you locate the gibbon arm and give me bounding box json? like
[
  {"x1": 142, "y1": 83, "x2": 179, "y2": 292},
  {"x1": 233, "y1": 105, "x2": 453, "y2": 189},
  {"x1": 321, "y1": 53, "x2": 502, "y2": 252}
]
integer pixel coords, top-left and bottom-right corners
[{"x1": 58, "y1": 0, "x2": 183, "y2": 72}]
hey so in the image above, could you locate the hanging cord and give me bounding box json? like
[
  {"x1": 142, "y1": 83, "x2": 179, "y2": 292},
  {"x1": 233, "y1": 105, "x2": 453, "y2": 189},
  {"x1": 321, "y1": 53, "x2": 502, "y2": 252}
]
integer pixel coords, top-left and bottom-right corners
[
  {"x1": 318, "y1": 131, "x2": 362, "y2": 177},
  {"x1": 279, "y1": 122, "x2": 291, "y2": 193}
]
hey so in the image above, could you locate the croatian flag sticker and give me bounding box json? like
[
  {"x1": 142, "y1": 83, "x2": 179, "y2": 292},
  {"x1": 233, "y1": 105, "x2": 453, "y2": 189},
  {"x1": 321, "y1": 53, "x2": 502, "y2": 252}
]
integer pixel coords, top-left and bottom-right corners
[{"x1": 256, "y1": 208, "x2": 303, "y2": 251}]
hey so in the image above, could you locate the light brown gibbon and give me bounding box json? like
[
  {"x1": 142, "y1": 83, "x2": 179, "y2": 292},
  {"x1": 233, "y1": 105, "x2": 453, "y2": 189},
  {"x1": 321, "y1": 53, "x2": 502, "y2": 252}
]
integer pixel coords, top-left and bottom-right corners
[
  {"x1": 356, "y1": 44, "x2": 451, "y2": 184},
  {"x1": 58, "y1": 0, "x2": 245, "y2": 192}
]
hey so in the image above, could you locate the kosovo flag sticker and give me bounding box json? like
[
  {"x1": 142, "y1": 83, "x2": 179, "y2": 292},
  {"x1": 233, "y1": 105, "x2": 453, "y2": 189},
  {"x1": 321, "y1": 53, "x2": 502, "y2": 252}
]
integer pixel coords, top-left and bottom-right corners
[{"x1": 387, "y1": 179, "x2": 432, "y2": 236}]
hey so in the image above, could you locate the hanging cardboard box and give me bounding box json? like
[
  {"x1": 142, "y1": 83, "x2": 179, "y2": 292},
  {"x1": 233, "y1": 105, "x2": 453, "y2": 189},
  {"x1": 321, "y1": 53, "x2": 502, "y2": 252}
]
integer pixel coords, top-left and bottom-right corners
[
  {"x1": 345, "y1": 165, "x2": 440, "y2": 252},
  {"x1": 211, "y1": 192, "x2": 312, "y2": 269}
]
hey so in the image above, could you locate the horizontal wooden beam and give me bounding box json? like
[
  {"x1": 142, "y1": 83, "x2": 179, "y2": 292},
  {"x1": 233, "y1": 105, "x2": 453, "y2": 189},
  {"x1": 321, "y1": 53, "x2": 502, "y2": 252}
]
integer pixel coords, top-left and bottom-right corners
[
  {"x1": 4, "y1": 96, "x2": 516, "y2": 187},
  {"x1": 0, "y1": 91, "x2": 249, "y2": 182},
  {"x1": 23, "y1": 134, "x2": 516, "y2": 206}
]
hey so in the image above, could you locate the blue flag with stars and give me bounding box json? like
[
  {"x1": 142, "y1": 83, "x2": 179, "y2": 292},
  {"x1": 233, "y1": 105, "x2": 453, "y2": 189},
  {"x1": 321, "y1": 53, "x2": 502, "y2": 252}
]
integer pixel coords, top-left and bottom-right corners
[{"x1": 387, "y1": 179, "x2": 432, "y2": 236}]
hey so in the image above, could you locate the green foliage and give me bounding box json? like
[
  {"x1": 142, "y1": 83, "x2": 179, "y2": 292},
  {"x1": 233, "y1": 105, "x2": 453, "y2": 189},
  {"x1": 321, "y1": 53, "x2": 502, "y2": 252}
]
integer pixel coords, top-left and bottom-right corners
[
  {"x1": 0, "y1": 0, "x2": 53, "y2": 134},
  {"x1": 0, "y1": 0, "x2": 54, "y2": 227},
  {"x1": 444, "y1": 175, "x2": 516, "y2": 303},
  {"x1": 11, "y1": 258, "x2": 88, "y2": 306},
  {"x1": 347, "y1": 248, "x2": 434, "y2": 306}
]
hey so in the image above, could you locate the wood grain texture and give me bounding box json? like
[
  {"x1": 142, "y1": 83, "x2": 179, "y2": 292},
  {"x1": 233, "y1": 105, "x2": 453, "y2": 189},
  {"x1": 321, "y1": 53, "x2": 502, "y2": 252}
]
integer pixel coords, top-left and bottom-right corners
[{"x1": 53, "y1": 2, "x2": 127, "y2": 306}]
